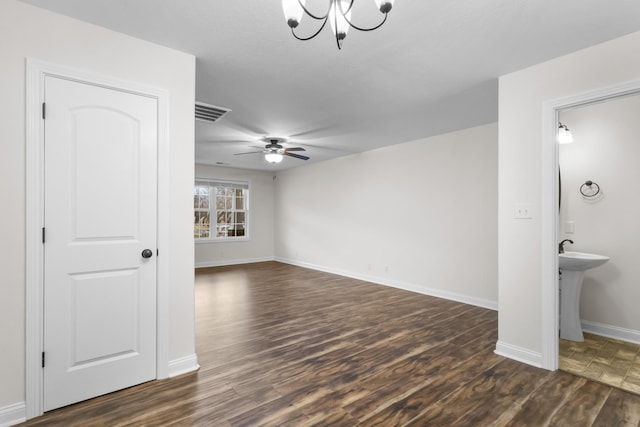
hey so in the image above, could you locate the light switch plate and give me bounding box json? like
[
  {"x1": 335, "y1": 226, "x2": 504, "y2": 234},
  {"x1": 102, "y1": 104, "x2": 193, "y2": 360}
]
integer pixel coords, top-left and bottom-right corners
[{"x1": 565, "y1": 221, "x2": 575, "y2": 234}]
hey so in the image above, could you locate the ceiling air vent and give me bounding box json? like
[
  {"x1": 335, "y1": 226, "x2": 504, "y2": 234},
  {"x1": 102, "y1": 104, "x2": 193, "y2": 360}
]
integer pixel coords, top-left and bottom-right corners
[{"x1": 195, "y1": 102, "x2": 231, "y2": 124}]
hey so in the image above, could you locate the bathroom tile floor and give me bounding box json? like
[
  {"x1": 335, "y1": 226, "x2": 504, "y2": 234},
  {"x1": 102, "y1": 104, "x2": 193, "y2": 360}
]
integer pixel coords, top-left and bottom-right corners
[{"x1": 560, "y1": 333, "x2": 640, "y2": 395}]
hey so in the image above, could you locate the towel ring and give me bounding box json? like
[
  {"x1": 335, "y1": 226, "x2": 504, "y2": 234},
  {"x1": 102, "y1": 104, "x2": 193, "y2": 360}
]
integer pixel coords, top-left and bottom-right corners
[{"x1": 580, "y1": 180, "x2": 600, "y2": 198}]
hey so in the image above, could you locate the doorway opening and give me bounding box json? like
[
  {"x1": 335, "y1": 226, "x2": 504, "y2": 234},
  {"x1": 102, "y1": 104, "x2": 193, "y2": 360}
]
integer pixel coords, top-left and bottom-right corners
[
  {"x1": 556, "y1": 93, "x2": 640, "y2": 394},
  {"x1": 541, "y1": 78, "x2": 640, "y2": 381}
]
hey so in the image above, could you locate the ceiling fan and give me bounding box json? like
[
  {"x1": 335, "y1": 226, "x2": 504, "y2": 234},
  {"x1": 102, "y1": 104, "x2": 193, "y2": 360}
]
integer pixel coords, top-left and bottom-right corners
[{"x1": 234, "y1": 137, "x2": 310, "y2": 163}]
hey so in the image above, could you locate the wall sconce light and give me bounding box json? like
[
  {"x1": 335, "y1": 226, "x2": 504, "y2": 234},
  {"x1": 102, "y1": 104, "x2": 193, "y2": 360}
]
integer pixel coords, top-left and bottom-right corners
[{"x1": 558, "y1": 122, "x2": 573, "y2": 144}]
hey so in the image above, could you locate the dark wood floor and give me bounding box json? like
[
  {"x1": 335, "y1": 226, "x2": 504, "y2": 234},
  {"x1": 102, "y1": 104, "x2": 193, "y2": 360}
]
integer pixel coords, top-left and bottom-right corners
[{"x1": 20, "y1": 262, "x2": 640, "y2": 426}]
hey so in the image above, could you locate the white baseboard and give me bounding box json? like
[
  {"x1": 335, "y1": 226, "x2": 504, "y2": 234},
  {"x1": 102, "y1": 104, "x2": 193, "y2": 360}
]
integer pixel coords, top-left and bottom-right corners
[
  {"x1": 168, "y1": 353, "x2": 200, "y2": 377},
  {"x1": 494, "y1": 341, "x2": 543, "y2": 368},
  {"x1": 0, "y1": 402, "x2": 25, "y2": 427},
  {"x1": 195, "y1": 256, "x2": 274, "y2": 269},
  {"x1": 0, "y1": 358, "x2": 200, "y2": 427},
  {"x1": 274, "y1": 257, "x2": 498, "y2": 311},
  {"x1": 582, "y1": 320, "x2": 640, "y2": 344}
]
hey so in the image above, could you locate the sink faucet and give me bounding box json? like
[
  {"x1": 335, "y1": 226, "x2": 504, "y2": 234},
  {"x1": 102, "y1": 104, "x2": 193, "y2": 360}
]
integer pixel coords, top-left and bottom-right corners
[{"x1": 559, "y1": 239, "x2": 574, "y2": 254}]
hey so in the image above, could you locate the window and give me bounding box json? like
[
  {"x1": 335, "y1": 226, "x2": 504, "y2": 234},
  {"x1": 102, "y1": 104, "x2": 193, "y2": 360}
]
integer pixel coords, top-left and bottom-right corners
[{"x1": 194, "y1": 179, "x2": 249, "y2": 240}]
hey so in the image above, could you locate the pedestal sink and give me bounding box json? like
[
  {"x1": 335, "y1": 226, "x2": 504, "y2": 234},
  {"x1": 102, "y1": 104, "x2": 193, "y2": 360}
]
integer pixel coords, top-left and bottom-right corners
[{"x1": 559, "y1": 251, "x2": 610, "y2": 341}]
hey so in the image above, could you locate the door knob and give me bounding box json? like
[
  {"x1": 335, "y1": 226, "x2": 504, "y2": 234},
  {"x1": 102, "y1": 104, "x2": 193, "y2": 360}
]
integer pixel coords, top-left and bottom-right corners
[{"x1": 141, "y1": 249, "x2": 153, "y2": 259}]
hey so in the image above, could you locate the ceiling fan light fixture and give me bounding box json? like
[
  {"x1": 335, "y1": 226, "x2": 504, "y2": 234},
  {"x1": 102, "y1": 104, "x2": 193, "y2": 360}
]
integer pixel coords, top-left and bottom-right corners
[
  {"x1": 234, "y1": 137, "x2": 309, "y2": 162},
  {"x1": 265, "y1": 152, "x2": 284, "y2": 163}
]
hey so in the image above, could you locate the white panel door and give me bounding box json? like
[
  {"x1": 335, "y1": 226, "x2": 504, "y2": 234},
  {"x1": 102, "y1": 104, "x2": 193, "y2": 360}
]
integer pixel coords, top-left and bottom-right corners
[{"x1": 43, "y1": 76, "x2": 158, "y2": 411}]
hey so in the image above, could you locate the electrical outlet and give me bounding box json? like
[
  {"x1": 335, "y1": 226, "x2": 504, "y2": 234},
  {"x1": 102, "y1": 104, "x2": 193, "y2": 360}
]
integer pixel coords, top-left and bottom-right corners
[{"x1": 514, "y1": 203, "x2": 532, "y2": 219}]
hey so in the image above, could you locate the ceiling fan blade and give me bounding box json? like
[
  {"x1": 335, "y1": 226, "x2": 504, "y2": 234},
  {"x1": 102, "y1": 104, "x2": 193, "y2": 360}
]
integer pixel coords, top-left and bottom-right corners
[
  {"x1": 295, "y1": 142, "x2": 351, "y2": 153},
  {"x1": 289, "y1": 125, "x2": 338, "y2": 138},
  {"x1": 285, "y1": 152, "x2": 310, "y2": 161},
  {"x1": 217, "y1": 121, "x2": 268, "y2": 138},
  {"x1": 196, "y1": 139, "x2": 250, "y2": 144},
  {"x1": 284, "y1": 147, "x2": 306, "y2": 152},
  {"x1": 234, "y1": 151, "x2": 264, "y2": 156}
]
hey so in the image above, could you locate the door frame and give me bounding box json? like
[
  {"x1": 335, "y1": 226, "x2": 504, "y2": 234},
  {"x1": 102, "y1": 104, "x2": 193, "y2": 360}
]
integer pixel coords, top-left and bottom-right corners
[
  {"x1": 540, "y1": 78, "x2": 640, "y2": 370},
  {"x1": 25, "y1": 58, "x2": 171, "y2": 418}
]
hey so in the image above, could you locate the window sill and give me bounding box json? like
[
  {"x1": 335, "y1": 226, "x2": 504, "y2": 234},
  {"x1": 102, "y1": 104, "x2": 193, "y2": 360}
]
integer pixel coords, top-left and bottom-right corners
[{"x1": 195, "y1": 237, "x2": 251, "y2": 244}]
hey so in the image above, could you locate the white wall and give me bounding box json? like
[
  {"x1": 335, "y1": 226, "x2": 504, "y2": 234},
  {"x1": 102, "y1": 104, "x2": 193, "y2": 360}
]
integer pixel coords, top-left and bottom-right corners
[
  {"x1": 0, "y1": 0, "x2": 195, "y2": 417},
  {"x1": 559, "y1": 95, "x2": 640, "y2": 337},
  {"x1": 498, "y1": 30, "x2": 640, "y2": 362},
  {"x1": 194, "y1": 165, "x2": 275, "y2": 267},
  {"x1": 275, "y1": 123, "x2": 498, "y2": 308}
]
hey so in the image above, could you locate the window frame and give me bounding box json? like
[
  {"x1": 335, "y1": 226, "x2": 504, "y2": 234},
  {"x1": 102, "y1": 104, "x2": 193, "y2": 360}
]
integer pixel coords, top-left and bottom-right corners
[{"x1": 194, "y1": 178, "x2": 250, "y2": 243}]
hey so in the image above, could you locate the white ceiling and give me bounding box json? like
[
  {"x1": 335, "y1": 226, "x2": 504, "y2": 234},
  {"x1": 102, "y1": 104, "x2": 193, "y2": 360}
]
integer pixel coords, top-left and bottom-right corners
[{"x1": 22, "y1": 0, "x2": 640, "y2": 171}]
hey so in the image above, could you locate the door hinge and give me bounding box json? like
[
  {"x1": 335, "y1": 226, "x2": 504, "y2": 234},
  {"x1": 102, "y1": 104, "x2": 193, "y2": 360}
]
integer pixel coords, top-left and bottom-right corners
[
  {"x1": 42, "y1": 227, "x2": 45, "y2": 244},
  {"x1": 42, "y1": 352, "x2": 45, "y2": 368},
  {"x1": 42, "y1": 102, "x2": 46, "y2": 120},
  {"x1": 157, "y1": 249, "x2": 159, "y2": 257}
]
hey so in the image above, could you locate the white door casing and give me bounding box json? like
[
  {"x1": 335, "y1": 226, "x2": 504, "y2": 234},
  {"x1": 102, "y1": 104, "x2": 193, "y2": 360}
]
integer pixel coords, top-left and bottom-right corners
[
  {"x1": 43, "y1": 76, "x2": 158, "y2": 411},
  {"x1": 26, "y1": 59, "x2": 171, "y2": 419}
]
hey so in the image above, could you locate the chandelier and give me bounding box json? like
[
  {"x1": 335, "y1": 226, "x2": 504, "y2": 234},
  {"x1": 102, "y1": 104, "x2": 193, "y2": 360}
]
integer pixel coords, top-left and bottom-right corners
[{"x1": 282, "y1": 0, "x2": 395, "y2": 49}]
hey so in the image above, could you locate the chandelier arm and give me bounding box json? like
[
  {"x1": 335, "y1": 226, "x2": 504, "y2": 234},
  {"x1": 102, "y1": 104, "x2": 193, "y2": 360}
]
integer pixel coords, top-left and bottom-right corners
[
  {"x1": 334, "y1": 10, "x2": 341, "y2": 50},
  {"x1": 291, "y1": 17, "x2": 330, "y2": 41},
  {"x1": 297, "y1": 0, "x2": 329, "y2": 21},
  {"x1": 341, "y1": 0, "x2": 355, "y2": 14},
  {"x1": 344, "y1": 11, "x2": 388, "y2": 32}
]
